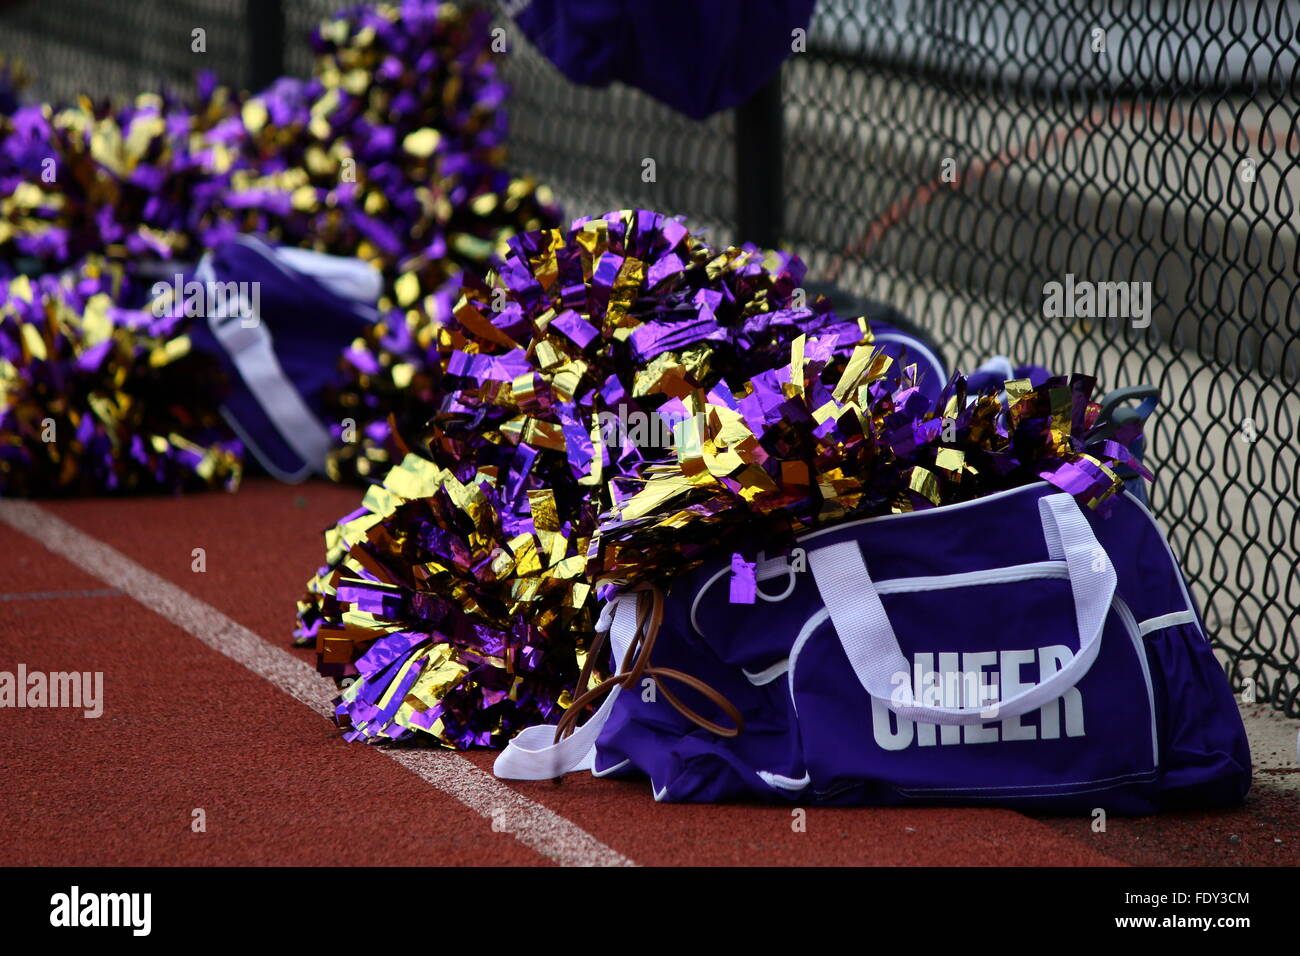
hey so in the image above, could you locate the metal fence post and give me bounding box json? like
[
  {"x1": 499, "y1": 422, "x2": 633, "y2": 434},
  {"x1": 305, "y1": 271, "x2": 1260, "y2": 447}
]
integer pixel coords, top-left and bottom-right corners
[
  {"x1": 246, "y1": 0, "x2": 285, "y2": 92},
  {"x1": 733, "y1": 71, "x2": 784, "y2": 248}
]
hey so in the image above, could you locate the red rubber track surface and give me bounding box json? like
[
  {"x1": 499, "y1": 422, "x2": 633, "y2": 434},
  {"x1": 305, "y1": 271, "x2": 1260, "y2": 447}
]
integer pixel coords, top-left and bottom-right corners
[{"x1": 0, "y1": 479, "x2": 1294, "y2": 866}]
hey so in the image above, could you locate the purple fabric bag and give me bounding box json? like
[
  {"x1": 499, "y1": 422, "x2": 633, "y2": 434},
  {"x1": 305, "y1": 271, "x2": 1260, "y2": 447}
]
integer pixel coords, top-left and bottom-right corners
[
  {"x1": 496, "y1": 482, "x2": 1250, "y2": 812},
  {"x1": 184, "y1": 235, "x2": 382, "y2": 481},
  {"x1": 514, "y1": 0, "x2": 815, "y2": 120}
]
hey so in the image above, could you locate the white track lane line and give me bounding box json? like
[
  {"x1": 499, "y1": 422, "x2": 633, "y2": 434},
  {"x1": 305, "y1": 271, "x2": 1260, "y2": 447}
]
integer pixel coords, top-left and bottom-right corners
[{"x1": 0, "y1": 500, "x2": 634, "y2": 868}]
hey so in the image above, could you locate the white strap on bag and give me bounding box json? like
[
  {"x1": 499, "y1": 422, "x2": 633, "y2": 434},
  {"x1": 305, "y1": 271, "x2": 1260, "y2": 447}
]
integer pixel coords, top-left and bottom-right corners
[
  {"x1": 493, "y1": 592, "x2": 639, "y2": 780},
  {"x1": 807, "y1": 492, "x2": 1116, "y2": 725},
  {"x1": 272, "y1": 244, "x2": 384, "y2": 309},
  {"x1": 199, "y1": 238, "x2": 383, "y2": 481},
  {"x1": 195, "y1": 254, "x2": 335, "y2": 481}
]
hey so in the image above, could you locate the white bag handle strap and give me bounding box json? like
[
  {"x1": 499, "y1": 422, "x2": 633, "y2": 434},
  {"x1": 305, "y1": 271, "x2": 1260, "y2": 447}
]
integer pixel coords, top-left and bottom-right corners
[
  {"x1": 807, "y1": 492, "x2": 1116, "y2": 725},
  {"x1": 494, "y1": 593, "x2": 639, "y2": 780},
  {"x1": 271, "y1": 243, "x2": 383, "y2": 309},
  {"x1": 196, "y1": 255, "x2": 335, "y2": 479}
]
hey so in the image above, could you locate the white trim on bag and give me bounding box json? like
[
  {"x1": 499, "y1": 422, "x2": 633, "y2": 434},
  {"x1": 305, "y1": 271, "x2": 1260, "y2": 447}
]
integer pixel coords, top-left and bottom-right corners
[
  {"x1": 793, "y1": 484, "x2": 1200, "y2": 639},
  {"x1": 757, "y1": 770, "x2": 811, "y2": 791},
  {"x1": 742, "y1": 659, "x2": 791, "y2": 685},
  {"x1": 797, "y1": 480, "x2": 1055, "y2": 542},
  {"x1": 691, "y1": 482, "x2": 1081, "y2": 651},
  {"x1": 1121, "y1": 489, "x2": 1204, "y2": 640},
  {"x1": 689, "y1": 566, "x2": 729, "y2": 638},
  {"x1": 1114, "y1": 595, "x2": 1161, "y2": 767},
  {"x1": 218, "y1": 406, "x2": 312, "y2": 484},
  {"x1": 1137, "y1": 609, "x2": 1198, "y2": 636},
  {"x1": 872, "y1": 561, "x2": 1067, "y2": 594},
  {"x1": 787, "y1": 608, "x2": 830, "y2": 718},
  {"x1": 734, "y1": 561, "x2": 1072, "y2": 686},
  {"x1": 689, "y1": 482, "x2": 1203, "y2": 641}
]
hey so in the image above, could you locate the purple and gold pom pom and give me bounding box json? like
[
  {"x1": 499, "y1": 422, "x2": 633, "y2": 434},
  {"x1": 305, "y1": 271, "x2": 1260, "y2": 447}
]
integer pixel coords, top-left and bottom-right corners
[
  {"x1": 0, "y1": 3, "x2": 559, "y2": 289},
  {"x1": 589, "y1": 361, "x2": 1150, "y2": 589},
  {"x1": 297, "y1": 210, "x2": 905, "y2": 746},
  {"x1": 0, "y1": 264, "x2": 242, "y2": 495},
  {"x1": 297, "y1": 210, "x2": 1151, "y2": 749},
  {"x1": 0, "y1": 1, "x2": 562, "y2": 495}
]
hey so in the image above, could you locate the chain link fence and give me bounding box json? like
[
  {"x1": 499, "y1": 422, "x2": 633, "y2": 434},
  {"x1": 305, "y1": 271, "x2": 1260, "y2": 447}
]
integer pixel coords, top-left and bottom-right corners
[
  {"x1": 777, "y1": 0, "x2": 1300, "y2": 719},
  {"x1": 2, "y1": 0, "x2": 1296, "y2": 716},
  {"x1": 0, "y1": 0, "x2": 250, "y2": 102}
]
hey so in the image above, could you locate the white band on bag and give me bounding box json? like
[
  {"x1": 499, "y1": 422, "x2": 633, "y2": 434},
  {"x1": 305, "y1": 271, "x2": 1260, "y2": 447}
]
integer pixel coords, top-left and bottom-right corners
[
  {"x1": 494, "y1": 592, "x2": 639, "y2": 780},
  {"x1": 272, "y1": 243, "x2": 383, "y2": 308},
  {"x1": 807, "y1": 492, "x2": 1116, "y2": 725},
  {"x1": 196, "y1": 254, "x2": 335, "y2": 480}
]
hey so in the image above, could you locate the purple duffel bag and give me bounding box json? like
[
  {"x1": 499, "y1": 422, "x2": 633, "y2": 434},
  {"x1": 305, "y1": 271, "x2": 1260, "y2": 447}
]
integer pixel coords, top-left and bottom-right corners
[{"x1": 495, "y1": 482, "x2": 1251, "y2": 813}]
